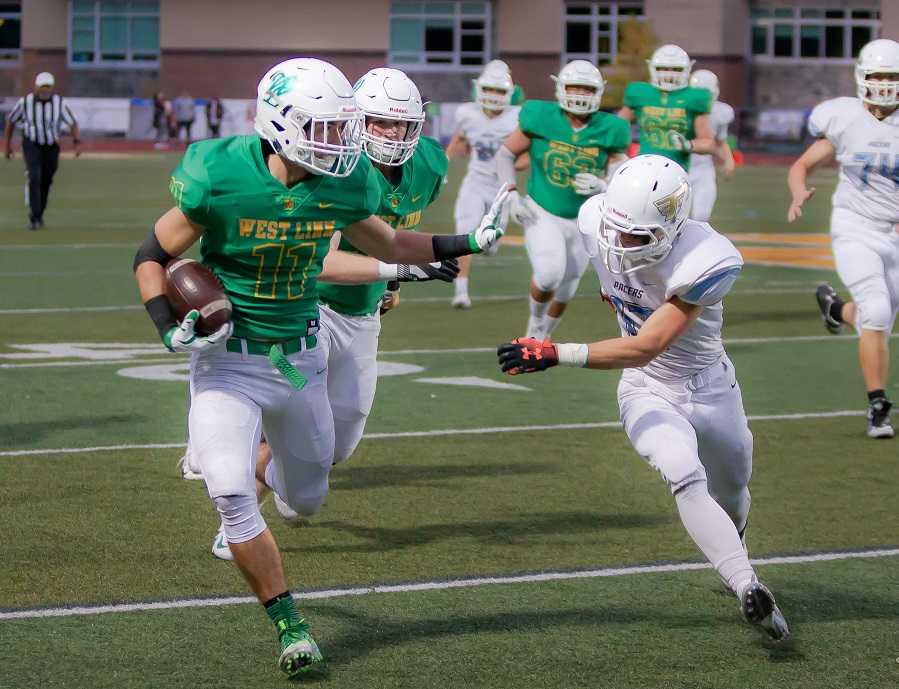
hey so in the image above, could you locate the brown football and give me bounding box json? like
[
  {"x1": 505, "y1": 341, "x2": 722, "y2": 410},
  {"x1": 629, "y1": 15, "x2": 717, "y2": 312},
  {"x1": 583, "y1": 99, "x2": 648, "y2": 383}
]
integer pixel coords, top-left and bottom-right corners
[{"x1": 165, "y1": 258, "x2": 232, "y2": 335}]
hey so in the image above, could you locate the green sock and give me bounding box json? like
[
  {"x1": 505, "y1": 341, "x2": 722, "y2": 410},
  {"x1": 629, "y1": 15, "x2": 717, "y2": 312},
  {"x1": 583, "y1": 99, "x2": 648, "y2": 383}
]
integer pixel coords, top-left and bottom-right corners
[{"x1": 264, "y1": 592, "x2": 302, "y2": 637}]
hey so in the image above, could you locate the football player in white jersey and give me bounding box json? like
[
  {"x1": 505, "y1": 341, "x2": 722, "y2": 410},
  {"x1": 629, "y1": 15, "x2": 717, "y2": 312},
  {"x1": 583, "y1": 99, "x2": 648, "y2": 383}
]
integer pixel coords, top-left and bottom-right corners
[
  {"x1": 788, "y1": 38, "x2": 899, "y2": 439},
  {"x1": 687, "y1": 70, "x2": 735, "y2": 222},
  {"x1": 497, "y1": 155, "x2": 790, "y2": 642},
  {"x1": 446, "y1": 61, "x2": 521, "y2": 308}
]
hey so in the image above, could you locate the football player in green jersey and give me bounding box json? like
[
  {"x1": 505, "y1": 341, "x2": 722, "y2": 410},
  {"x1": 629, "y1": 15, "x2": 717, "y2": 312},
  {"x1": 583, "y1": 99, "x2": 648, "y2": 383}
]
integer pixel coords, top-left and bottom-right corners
[
  {"x1": 497, "y1": 60, "x2": 631, "y2": 339},
  {"x1": 618, "y1": 44, "x2": 716, "y2": 170},
  {"x1": 133, "y1": 58, "x2": 505, "y2": 679}
]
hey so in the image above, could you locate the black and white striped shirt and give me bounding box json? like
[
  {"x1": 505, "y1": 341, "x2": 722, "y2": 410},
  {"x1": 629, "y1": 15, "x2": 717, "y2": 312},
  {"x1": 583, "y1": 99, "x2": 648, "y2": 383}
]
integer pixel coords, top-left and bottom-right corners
[{"x1": 8, "y1": 93, "x2": 77, "y2": 146}]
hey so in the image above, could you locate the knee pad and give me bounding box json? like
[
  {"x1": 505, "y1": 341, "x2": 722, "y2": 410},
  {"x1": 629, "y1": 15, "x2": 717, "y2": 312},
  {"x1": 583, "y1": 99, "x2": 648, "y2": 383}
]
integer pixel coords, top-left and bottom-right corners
[
  {"x1": 213, "y1": 494, "x2": 267, "y2": 544},
  {"x1": 284, "y1": 488, "x2": 328, "y2": 518},
  {"x1": 855, "y1": 286, "x2": 893, "y2": 331},
  {"x1": 531, "y1": 264, "x2": 563, "y2": 293},
  {"x1": 665, "y1": 465, "x2": 708, "y2": 495}
]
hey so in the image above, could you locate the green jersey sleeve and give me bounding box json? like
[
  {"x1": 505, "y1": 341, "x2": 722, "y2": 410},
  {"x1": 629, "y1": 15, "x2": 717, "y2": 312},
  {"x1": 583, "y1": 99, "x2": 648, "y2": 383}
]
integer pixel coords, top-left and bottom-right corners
[
  {"x1": 686, "y1": 87, "x2": 712, "y2": 115},
  {"x1": 624, "y1": 82, "x2": 652, "y2": 109},
  {"x1": 518, "y1": 100, "x2": 550, "y2": 137},
  {"x1": 511, "y1": 84, "x2": 525, "y2": 105},
  {"x1": 416, "y1": 136, "x2": 449, "y2": 205},
  {"x1": 170, "y1": 143, "x2": 213, "y2": 227},
  {"x1": 608, "y1": 116, "x2": 632, "y2": 152}
]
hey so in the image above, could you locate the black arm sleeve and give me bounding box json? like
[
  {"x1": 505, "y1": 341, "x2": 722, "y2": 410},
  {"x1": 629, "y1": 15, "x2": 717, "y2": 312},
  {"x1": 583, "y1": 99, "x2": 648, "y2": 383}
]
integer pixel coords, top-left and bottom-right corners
[
  {"x1": 144, "y1": 294, "x2": 178, "y2": 340},
  {"x1": 133, "y1": 229, "x2": 174, "y2": 272},
  {"x1": 431, "y1": 233, "x2": 474, "y2": 260}
]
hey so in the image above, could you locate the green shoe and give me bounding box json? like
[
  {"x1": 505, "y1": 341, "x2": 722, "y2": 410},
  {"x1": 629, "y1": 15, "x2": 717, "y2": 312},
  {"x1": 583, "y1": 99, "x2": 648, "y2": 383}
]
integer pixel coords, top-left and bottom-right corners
[{"x1": 277, "y1": 619, "x2": 323, "y2": 677}]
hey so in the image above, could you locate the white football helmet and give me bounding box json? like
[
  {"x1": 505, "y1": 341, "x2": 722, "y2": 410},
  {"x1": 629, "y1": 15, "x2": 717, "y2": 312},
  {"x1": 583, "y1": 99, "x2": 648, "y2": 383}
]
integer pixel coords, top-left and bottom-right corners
[
  {"x1": 592, "y1": 154, "x2": 692, "y2": 275},
  {"x1": 648, "y1": 44, "x2": 694, "y2": 91},
  {"x1": 474, "y1": 62, "x2": 514, "y2": 111},
  {"x1": 689, "y1": 69, "x2": 719, "y2": 102},
  {"x1": 552, "y1": 60, "x2": 604, "y2": 115},
  {"x1": 254, "y1": 58, "x2": 363, "y2": 177},
  {"x1": 354, "y1": 67, "x2": 425, "y2": 166},
  {"x1": 855, "y1": 39, "x2": 899, "y2": 107}
]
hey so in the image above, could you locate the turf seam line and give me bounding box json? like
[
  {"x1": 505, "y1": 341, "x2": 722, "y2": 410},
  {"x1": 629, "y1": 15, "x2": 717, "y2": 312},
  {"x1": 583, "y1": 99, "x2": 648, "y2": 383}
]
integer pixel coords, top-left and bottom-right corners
[
  {"x1": 0, "y1": 409, "x2": 866, "y2": 457},
  {"x1": 2, "y1": 547, "x2": 896, "y2": 621}
]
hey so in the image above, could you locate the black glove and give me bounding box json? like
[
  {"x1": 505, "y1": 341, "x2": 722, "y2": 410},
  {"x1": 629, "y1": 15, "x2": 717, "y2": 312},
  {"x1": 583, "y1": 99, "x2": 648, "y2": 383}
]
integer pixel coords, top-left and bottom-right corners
[
  {"x1": 396, "y1": 259, "x2": 460, "y2": 283},
  {"x1": 497, "y1": 337, "x2": 559, "y2": 375}
]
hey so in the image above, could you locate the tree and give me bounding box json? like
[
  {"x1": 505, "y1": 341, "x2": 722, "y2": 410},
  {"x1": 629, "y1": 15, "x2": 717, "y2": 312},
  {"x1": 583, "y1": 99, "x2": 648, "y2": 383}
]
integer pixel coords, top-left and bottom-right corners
[{"x1": 603, "y1": 19, "x2": 659, "y2": 108}]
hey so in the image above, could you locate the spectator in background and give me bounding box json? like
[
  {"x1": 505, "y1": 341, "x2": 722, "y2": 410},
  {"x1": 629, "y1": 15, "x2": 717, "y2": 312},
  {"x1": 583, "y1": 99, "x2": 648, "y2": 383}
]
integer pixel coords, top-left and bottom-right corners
[
  {"x1": 172, "y1": 91, "x2": 196, "y2": 143},
  {"x1": 206, "y1": 97, "x2": 225, "y2": 138},
  {"x1": 152, "y1": 91, "x2": 170, "y2": 146},
  {"x1": 4, "y1": 72, "x2": 80, "y2": 230}
]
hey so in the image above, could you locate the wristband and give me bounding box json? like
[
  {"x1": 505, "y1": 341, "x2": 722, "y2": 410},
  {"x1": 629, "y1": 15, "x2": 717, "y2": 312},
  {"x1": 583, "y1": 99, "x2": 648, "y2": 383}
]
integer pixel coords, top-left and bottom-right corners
[
  {"x1": 377, "y1": 261, "x2": 399, "y2": 280},
  {"x1": 556, "y1": 343, "x2": 589, "y2": 367},
  {"x1": 144, "y1": 294, "x2": 178, "y2": 340},
  {"x1": 432, "y1": 233, "x2": 473, "y2": 260}
]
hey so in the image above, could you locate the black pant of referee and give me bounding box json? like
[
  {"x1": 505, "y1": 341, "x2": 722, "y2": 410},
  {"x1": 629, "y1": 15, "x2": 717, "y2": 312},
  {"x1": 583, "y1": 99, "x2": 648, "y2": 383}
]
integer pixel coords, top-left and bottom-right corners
[{"x1": 22, "y1": 138, "x2": 60, "y2": 228}]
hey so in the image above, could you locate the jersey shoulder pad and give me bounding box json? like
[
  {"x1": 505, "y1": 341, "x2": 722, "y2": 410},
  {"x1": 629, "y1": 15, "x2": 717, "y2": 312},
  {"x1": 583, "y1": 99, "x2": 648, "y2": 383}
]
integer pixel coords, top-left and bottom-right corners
[
  {"x1": 519, "y1": 100, "x2": 555, "y2": 135},
  {"x1": 624, "y1": 81, "x2": 655, "y2": 107},
  {"x1": 415, "y1": 136, "x2": 449, "y2": 177},
  {"x1": 319, "y1": 155, "x2": 382, "y2": 220},
  {"x1": 665, "y1": 221, "x2": 743, "y2": 304},
  {"x1": 714, "y1": 101, "x2": 735, "y2": 125},
  {"x1": 511, "y1": 84, "x2": 526, "y2": 105},
  {"x1": 808, "y1": 97, "x2": 860, "y2": 141},
  {"x1": 685, "y1": 87, "x2": 712, "y2": 113},
  {"x1": 601, "y1": 112, "x2": 633, "y2": 150},
  {"x1": 169, "y1": 139, "x2": 221, "y2": 225},
  {"x1": 454, "y1": 102, "x2": 478, "y2": 130},
  {"x1": 576, "y1": 193, "x2": 604, "y2": 258}
]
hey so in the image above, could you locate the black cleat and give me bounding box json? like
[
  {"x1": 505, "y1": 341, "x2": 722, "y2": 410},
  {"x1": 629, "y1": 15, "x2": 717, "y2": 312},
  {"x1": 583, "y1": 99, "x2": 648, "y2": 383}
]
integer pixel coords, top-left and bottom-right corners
[
  {"x1": 741, "y1": 581, "x2": 790, "y2": 642},
  {"x1": 815, "y1": 284, "x2": 843, "y2": 334},
  {"x1": 867, "y1": 398, "x2": 894, "y2": 439}
]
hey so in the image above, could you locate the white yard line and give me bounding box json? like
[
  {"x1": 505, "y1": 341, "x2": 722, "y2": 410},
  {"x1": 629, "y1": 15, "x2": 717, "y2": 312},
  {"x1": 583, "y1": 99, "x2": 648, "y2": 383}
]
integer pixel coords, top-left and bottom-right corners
[
  {"x1": 1, "y1": 546, "x2": 895, "y2": 621},
  {"x1": 0, "y1": 410, "x2": 864, "y2": 458}
]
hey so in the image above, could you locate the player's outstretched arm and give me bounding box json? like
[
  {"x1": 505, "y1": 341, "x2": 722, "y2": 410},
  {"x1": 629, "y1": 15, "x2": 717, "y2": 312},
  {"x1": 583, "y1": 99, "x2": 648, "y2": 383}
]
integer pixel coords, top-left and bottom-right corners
[
  {"x1": 616, "y1": 106, "x2": 635, "y2": 122},
  {"x1": 674, "y1": 114, "x2": 716, "y2": 155},
  {"x1": 498, "y1": 297, "x2": 703, "y2": 374},
  {"x1": 787, "y1": 138, "x2": 834, "y2": 222},
  {"x1": 445, "y1": 132, "x2": 470, "y2": 159},
  {"x1": 716, "y1": 139, "x2": 736, "y2": 178}
]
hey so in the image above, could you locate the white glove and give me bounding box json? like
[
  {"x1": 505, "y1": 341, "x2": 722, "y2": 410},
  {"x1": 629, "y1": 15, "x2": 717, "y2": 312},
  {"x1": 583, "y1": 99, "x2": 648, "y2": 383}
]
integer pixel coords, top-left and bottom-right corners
[
  {"x1": 670, "y1": 132, "x2": 692, "y2": 152},
  {"x1": 468, "y1": 184, "x2": 511, "y2": 254},
  {"x1": 163, "y1": 310, "x2": 232, "y2": 353},
  {"x1": 509, "y1": 192, "x2": 537, "y2": 226},
  {"x1": 573, "y1": 172, "x2": 607, "y2": 196}
]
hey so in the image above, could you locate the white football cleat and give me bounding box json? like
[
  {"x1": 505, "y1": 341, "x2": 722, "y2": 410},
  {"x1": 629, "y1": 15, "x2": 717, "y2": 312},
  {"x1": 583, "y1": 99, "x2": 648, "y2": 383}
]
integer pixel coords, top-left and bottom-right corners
[
  {"x1": 211, "y1": 526, "x2": 234, "y2": 561},
  {"x1": 274, "y1": 493, "x2": 304, "y2": 525},
  {"x1": 451, "y1": 294, "x2": 472, "y2": 309},
  {"x1": 177, "y1": 451, "x2": 203, "y2": 480},
  {"x1": 741, "y1": 581, "x2": 790, "y2": 642}
]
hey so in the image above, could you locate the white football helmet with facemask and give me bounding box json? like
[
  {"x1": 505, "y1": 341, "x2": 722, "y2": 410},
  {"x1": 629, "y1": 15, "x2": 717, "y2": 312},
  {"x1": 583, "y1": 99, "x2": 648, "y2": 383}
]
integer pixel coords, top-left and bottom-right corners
[
  {"x1": 254, "y1": 58, "x2": 363, "y2": 177},
  {"x1": 855, "y1": 38, "x2": 899, "y2": 107},
  {"x1": 552, "y1": 60, "x2": 604, "y2": 115},
  {"x1": 648, "y1": 44, "x2": 694, "y2": 91},
  {"x1": 474, "y1": 62, "x2": 514, "y2": 111},
  {"x1": 354, "y1": 67, "x2": 425, "y2": 166},
  {"x1": 581, "y1": 154, "x2": 692, "y2": 275},
  {"x1": 689, "y1": 69, "x2": 719, "y2": 102}
]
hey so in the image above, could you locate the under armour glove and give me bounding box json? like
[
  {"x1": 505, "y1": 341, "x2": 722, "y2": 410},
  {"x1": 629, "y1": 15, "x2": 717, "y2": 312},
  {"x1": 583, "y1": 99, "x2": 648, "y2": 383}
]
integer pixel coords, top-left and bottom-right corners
[
  {"x1": 669, "y1": 132, "x2": 692, "y2": 152},
  {"x1": 397, "y1": 258, "x2": 460, "y2": 283},
  {"x1": 497, "y1": 337, "x2": 559, "y2": 375},
  {"x1": 573, "y1": 172, "x2": 607, "y2": 196},
  {"x1": 508, "y1": 192, "x2": 537, "y2": 226},
  {"x1": 467, "y1": 184, "x2": 510, "y2": 254},
  {"x1": 163, "y1": 310, "x2": 233, "y2": 353}
]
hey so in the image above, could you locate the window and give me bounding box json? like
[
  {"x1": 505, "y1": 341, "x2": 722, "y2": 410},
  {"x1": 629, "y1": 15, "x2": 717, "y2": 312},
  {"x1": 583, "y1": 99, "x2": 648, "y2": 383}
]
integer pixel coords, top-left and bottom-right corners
[
  {"x1": 69, "y1": 0, "x2": 159, "y2": 67},
  {"x1": 389, "y1": 2, "x2": 491, "y2": 70},
  {"x1": 0, "y1": 2, "x2": 21, "y2": 63},
  {"x1": 749, "y1": 3, "x2": 880, "y2": 62},
  {"x1": 563, "y1": 2, "x2": 645, "y2": 66}
]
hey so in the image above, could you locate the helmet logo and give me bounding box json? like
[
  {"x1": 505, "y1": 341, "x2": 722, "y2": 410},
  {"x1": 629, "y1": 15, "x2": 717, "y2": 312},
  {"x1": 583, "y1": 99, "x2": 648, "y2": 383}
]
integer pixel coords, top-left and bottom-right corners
[
  {"x1": 267, "y1": 71, "x2": 295, "y2": 97},
  {"x1": 653, "y1": 182, "x2": 689, "y2": 222}
]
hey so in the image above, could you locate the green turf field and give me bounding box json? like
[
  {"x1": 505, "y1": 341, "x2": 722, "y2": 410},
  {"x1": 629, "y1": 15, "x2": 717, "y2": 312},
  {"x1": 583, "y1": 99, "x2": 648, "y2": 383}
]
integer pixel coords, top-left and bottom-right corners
[{"x1": 1, "y1": 155, "x2": 897, "y2": 689}]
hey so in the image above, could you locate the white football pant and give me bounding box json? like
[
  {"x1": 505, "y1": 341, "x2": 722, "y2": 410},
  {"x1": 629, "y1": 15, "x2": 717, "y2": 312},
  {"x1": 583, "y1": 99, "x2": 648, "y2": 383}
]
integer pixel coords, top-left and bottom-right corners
[
  {"x1": 831, "y1": 207, "x2": 899, "y2": 332},
  {"x1": 524, "y1": 201, "x2": 590, "y2": 302},
  {"x1": 617, "y1": 355, "x2": 753, "y2": 530},
  {"x1": 688, "y1": 164, "x2": 717, "y2": 223},
  {"x1": 189, "y1": 342, "x2": 334, "y2": 531},
  {"x1": 318, "y1": 303, "x2": 381, "y2": 464}
]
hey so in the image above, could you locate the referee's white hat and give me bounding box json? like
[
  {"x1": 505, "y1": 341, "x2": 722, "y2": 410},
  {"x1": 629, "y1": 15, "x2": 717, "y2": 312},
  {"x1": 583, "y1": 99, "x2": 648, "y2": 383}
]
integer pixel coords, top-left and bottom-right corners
[{"x1": 35, "y1": 72, "x2": 55, "y2": 87}]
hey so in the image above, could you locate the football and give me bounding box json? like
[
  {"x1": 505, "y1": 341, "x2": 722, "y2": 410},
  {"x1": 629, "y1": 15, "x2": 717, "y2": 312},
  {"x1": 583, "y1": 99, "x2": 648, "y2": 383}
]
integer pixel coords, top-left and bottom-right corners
[{"x1": 164, "y1": 258, "x2": 232, "y2": 335}]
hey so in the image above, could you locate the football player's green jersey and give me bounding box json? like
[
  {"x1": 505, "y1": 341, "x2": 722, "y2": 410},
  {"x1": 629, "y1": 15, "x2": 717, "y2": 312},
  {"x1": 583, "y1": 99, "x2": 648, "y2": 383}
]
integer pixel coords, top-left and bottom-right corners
[
  {"x1": 170, "y1": 135, "x2": 380, "y2": 341},
  {"x1": 623, "y1": 82, "x2": 711, "y2": 170},
  {"x1": 318, "y1": 136, "x2": 447, "y2": 317},
  {"x1": 519, "y1": 100, "x2": 631, "y2": 219}
]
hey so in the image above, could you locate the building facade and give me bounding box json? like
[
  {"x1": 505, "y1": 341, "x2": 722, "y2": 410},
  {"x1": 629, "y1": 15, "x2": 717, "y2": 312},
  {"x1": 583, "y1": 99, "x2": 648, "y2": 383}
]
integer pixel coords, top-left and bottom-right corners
[{"x1": 1, "y1": 0, "x2": 897, "y2": 108}]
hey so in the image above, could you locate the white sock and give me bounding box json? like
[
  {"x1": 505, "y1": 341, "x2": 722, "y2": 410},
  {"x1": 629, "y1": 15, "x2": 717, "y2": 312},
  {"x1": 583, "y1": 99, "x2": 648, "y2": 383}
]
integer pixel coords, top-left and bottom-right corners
[
  {"x1": 529, "y1": 296, "x2": 550, "y2": 319},
  {"x1": 543, "y1": 315, "x2": 562, "y2": 338},
  {"x1": 454, "y1": 277, "x2": 469, "y2": 296},
  {"x1": 675, "y1": 480, "x2": 756, "y2": 596}
]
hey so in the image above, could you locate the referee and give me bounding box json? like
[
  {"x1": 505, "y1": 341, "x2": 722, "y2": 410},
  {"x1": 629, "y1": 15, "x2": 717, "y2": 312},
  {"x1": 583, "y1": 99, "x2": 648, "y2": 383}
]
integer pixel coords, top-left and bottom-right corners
[{"x1": 4, "y1": 72, "x2": 81, "y2": 230}]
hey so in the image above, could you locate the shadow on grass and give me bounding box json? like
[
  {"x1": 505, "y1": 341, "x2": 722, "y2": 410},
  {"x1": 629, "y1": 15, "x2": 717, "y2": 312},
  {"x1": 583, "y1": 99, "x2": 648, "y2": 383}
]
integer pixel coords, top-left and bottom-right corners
[
  {"x1": 0, "y1": 414, "x2": 138, "y2": 447},
  {"x1": 329, "y1": 461, "x2": 559, "y2": 491},
  {"x1": 282, "y1": 511, "x2": 670, "y2": 555}
]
